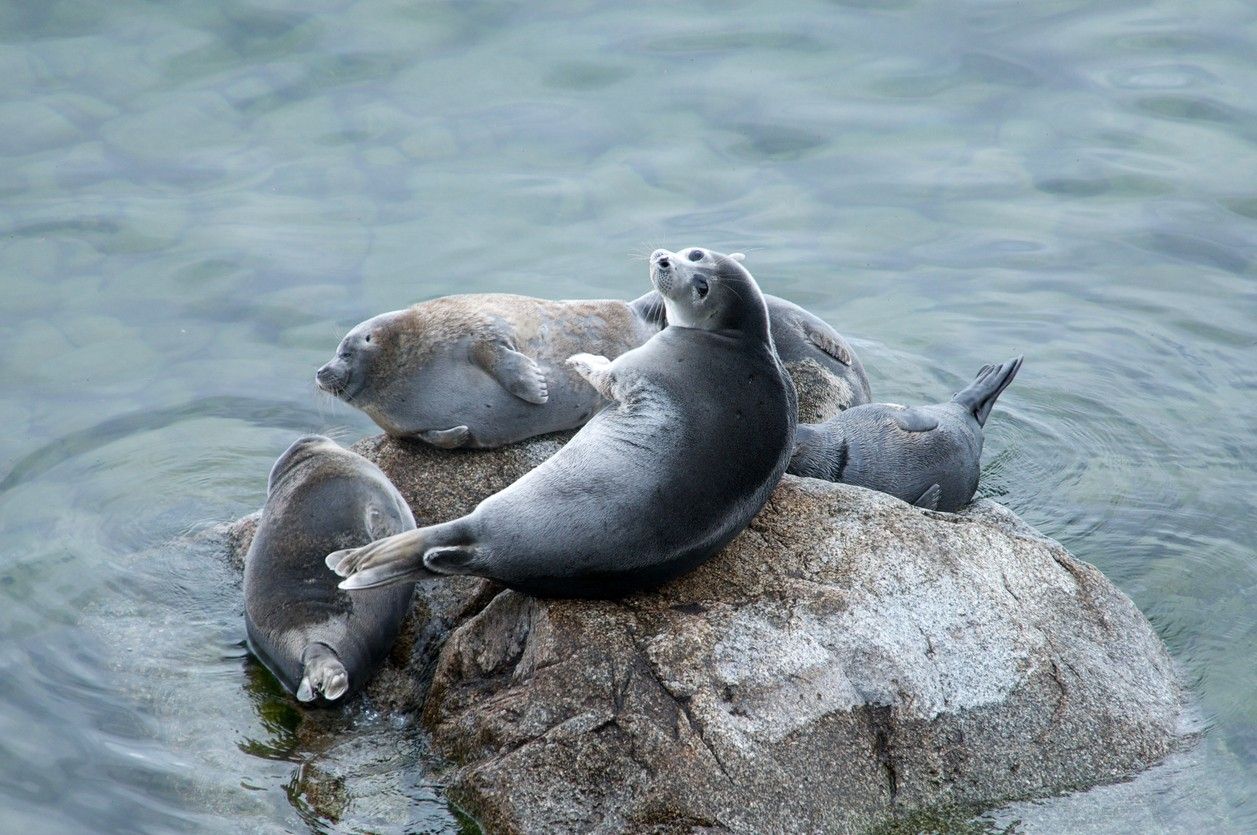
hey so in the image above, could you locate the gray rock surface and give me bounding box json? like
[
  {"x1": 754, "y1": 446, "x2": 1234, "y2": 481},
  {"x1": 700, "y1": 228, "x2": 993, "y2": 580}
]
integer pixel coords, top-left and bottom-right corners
[{"x1": 225, "y1": 432, "x2": 1185, "y2": 834}]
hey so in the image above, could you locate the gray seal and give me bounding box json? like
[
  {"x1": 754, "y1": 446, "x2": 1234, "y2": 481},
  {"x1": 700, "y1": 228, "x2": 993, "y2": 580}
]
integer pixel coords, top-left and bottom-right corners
[
  {"x1": 788, "y1": 356, "x2": 1023, "y2": 512},
  {"x1": 316, "y1": 295, "x2": 657, "y2": 449},
  {"x1": 244, "y1": 435, "x2": 416, "y2": 702},
  {"x1": 316, "y1": 269, "x2": 866, "y2": 450},
  {"x1": 324, "y1": 246, "x2": 797, "y2": 598},
  {"x1": 631, "y1": 274, "x2": 871, "y2": 413}
]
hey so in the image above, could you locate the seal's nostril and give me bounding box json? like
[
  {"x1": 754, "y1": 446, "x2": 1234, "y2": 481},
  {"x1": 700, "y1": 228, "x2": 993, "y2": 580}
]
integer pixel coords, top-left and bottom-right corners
[{"x1": 657, "y1": 257, "x2": 670, "y2": 269}]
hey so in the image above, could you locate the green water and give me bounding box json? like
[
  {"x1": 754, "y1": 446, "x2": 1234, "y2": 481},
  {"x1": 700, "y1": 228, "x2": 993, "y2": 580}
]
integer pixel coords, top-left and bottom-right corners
[{"x1": 0, "y1": 1, "x2": 1253, "y2": 832}]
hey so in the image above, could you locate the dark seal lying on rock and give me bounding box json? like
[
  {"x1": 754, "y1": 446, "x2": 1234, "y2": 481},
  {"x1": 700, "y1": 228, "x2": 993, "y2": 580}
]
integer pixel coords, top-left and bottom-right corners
[
  {"x1": 243, "y1": 435, "x2": 416, "y2": 702},
  {"x1": 790, "y1": 355, "x2": 1023, "y2": 512},
  {"x1": 224, "y1": 428, "x2": 1187, "y2": 834},
  {"x1": 325, "y1": 247, "x2": 797, "y2": 598}
]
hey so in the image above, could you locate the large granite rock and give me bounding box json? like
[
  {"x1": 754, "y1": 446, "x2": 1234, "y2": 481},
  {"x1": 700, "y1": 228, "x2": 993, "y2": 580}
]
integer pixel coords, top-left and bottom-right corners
[{"x1": 226, "y1": 433, "x2": 1185, "y2": 834}]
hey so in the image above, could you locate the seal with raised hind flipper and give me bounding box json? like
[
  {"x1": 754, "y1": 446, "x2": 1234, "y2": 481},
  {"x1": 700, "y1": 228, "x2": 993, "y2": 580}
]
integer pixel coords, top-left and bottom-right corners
[
  {"x1": 324, "y1": 246, "x2": 797, "y2": 598},
  {"x1": 788, "y1": 356, "x2": 1023, "y2": 512},
  {"x1": 244, "y1": 435, "x2": 416, "y2": 702}
]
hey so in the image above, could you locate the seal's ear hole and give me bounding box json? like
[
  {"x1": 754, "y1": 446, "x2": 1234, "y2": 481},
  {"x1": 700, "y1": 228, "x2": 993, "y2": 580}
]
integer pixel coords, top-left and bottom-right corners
[
  {"x1": 730, "y1": 252, "x2": 746, "y2": 262},
  {"x1": 365, "y1": 334, "x2": 371, "y2": 343}
]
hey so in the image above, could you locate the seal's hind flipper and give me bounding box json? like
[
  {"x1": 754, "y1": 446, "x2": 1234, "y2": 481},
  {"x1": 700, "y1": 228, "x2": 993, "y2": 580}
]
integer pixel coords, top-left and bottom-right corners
[
  {"x1": 953, "y1": 355, "x2": 1023, "y2": 427},
  {"x1": 473, "y1": 340, "x2": 550, "y2": 404},
  {"x1": 424, "y1": 545, "x2": 481, "y2": 575},
  {"x1": 801, "y1": 322, "x2": 854, "y2": 366},
  {"x1": 298, "y1": 643, "x2": 349, "y2": 702},
  {"x1": 892, "y1": 408, "x2": 939, "y2": 433},
  {"x1": 913, "y1": 484, "x2": 942, "y2": 510},
  {"x1": 418, "y1": 425, "x2": 471, "y2": 449}
]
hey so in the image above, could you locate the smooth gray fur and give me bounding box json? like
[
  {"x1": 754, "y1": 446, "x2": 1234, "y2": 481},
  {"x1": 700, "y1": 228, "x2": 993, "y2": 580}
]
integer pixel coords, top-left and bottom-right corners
[
  {"x1": 244, "y1": 435, "x2": 416, "y2": 702},
  {"x1": 325, "y1": 247, "x2": 798, "y2": 599},
  {"x1": 789, "y1": 356, "x2": 1023, "y2": 512}
]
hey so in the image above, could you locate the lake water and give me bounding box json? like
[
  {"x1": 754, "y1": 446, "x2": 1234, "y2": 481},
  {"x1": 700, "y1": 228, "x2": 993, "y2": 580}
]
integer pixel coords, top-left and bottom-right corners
[{"x1": 0, "y1": 1, "x2": 1253, "y2": 832}]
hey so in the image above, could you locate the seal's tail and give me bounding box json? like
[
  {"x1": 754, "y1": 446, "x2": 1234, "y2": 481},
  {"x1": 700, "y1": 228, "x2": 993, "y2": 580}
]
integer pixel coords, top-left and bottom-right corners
[
  {"x1": 325, "y1": 520, "x2": 478, "y2": 590},
  {"x1": 297, "y1": 642, "x2": 349, "y2": 702},
  {"x1": 952, "y1": 356, "x2": 1023, "y2": 427}
]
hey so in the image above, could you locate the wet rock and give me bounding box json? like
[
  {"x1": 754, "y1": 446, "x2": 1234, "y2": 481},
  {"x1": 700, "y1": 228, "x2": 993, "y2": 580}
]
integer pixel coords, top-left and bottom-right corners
[{"x1": 225, "y1": 430, "x2": 1185, "y2": 833}]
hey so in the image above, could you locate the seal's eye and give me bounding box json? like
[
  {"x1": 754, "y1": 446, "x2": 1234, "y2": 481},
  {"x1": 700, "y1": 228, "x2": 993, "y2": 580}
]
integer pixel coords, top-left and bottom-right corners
[
  {"x1": 694, "y1": 277, "x2": 709, "y2": 299},
  {"x1": 688, "y1": 249, "x2": 704, "y2": 262},
  {"x1": 339, "y1": 351, "x2": 351, "y2": 360}
]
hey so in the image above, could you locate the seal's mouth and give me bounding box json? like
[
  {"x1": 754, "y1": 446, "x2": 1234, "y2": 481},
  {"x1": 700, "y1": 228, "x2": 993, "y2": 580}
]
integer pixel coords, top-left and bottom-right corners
[
  {"x1": 649, "y1": 248, "x2": 675, "y2": 296},
  {"x1": 315, "y1": 363, "x2": 353, "y2": 400}
]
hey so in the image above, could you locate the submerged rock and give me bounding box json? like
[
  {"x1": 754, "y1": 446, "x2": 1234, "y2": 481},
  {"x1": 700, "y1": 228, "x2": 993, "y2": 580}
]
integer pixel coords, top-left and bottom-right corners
[{"x1": 226, "y1": 432, "x2": 1185, "y2": 833}]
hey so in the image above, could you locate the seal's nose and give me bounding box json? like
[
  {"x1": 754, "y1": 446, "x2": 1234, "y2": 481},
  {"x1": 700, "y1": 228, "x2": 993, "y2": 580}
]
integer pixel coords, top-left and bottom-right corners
[
  {"x1": 315, "y1": 363, "x2": 337, "y2": 390},
  {"x1": 651, "y1": 249, "x2": 671, "y2": 268}
]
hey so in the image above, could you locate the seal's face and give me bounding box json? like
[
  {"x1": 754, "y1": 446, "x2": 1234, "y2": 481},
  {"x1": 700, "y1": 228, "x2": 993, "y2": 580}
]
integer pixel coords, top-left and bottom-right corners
[
  {"x1": 316, "y1": 314, "x2": 392, "y2": 402},
  {"x1": 649, "y1": 247, "x2": 760, "y2": 332}
]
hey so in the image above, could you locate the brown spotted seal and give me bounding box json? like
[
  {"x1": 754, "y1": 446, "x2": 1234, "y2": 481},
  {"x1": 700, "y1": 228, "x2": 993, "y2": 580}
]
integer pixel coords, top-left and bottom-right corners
[{"x1": 316, "y1": 295, "x2": 657, "y2": 449}]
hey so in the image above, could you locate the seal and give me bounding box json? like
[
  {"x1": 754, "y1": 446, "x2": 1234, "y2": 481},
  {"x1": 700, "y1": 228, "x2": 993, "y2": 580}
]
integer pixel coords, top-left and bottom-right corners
[
  {"x1": 630, "y1": 269, "x2": 871, "y2": 414},
  {"x1": 316, "y1": 295, "x2": 657, "y2": 449},
  {"x1": 788, "y1": 356, "x2": 1023, "y2": 512},
  {"x1": 244, "y1": 435, "x2": 416, "y2": 702},
  {"x1": 324, "y1": 246, "x2": 797, "y2": 598},
  {"x1": 316, "y1": 265, "x2": 867, "y2": 449}
]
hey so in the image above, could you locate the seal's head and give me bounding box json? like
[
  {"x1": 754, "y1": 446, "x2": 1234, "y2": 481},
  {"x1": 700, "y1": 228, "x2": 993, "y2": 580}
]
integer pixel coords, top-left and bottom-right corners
[
  {"x1": 264, "y1": 433, "x2": 415, "y2": 540},
  {"x1": 315, "y1": 311, "x2": 403, "y2": 403},
  {"x1": 649, "y1": 247, "x2": 768, "y2": 336},
  {"x1": 267, "y1": 434, "x2": 338, "y2": 493}
]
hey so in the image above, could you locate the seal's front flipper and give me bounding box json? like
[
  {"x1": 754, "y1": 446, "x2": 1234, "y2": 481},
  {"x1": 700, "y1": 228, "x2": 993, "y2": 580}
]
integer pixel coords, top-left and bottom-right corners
[
  {"x1": 892, "y1": 408, "x2": 939, "y2": 433},
  {"x1": 566, "y1": 353, "x2": 616, "y2": 400},
  {"x1": 418, "y1": 426, "x2": 471, "y2": 449},
  {"x1": 473, "y1": 340, "x2": 550, "y2": 404},
  {"x1": 913, "y1": 484, "x2": 942, "y2": 510},
  {"x1": 801, "y1": 321, "x2": 854, "y2": 366},
  {"x1": 298, "y1": 643, "x2": 349, "y2": 702}
]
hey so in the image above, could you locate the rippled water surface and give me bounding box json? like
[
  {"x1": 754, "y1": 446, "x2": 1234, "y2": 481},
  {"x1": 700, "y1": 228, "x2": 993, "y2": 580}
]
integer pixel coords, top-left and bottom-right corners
[{"x1": 1, "y1": 1, "x2": 1254, "y2": 832}]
